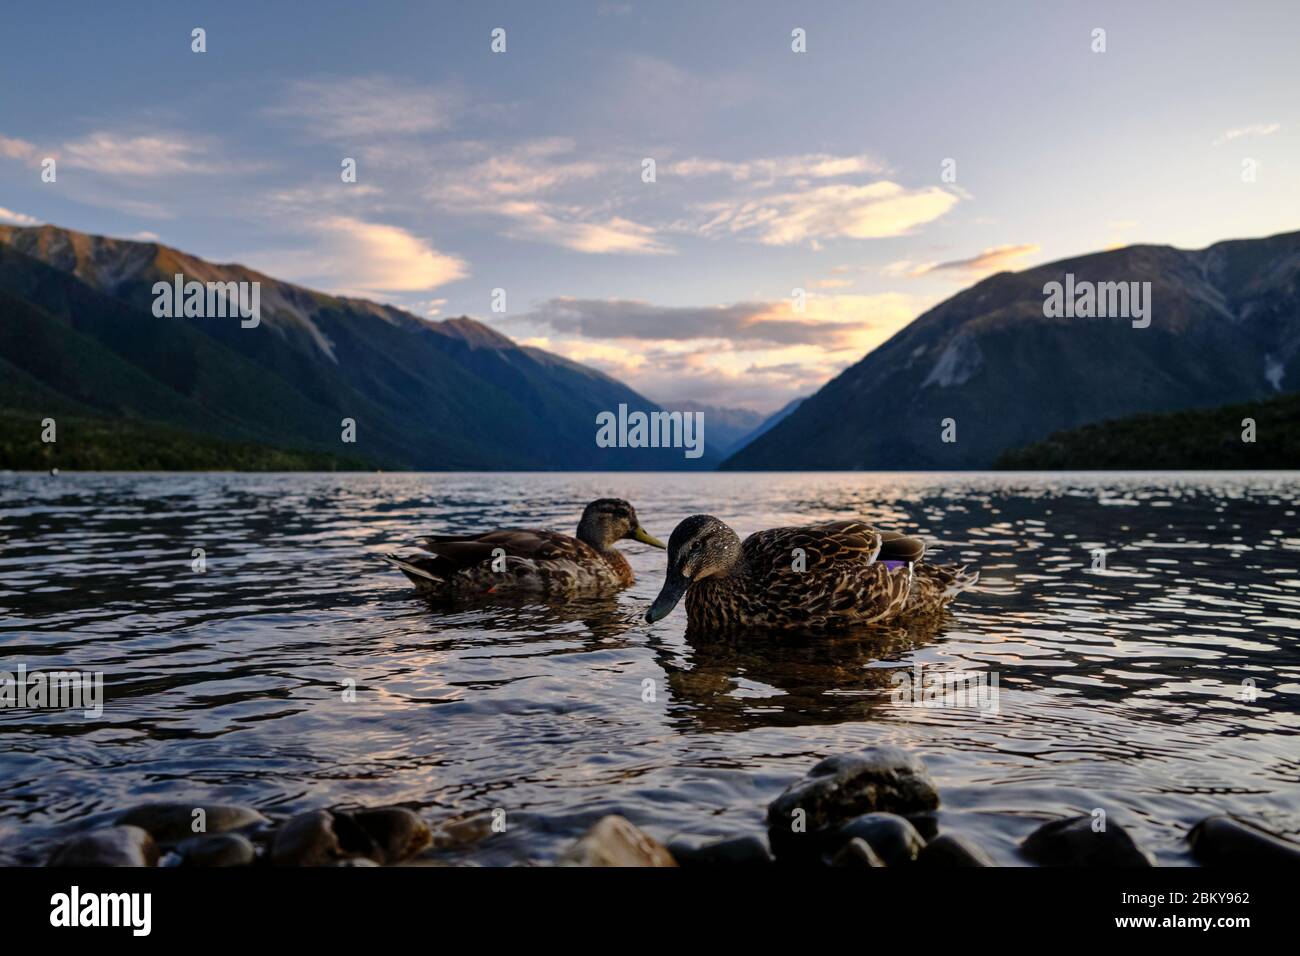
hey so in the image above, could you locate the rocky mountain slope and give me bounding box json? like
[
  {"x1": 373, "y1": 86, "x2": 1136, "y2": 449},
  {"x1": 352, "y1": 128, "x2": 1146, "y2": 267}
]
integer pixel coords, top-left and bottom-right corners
[
  {"x1": 0, "y1": 224, "x2": 716, "y2": 470},
  {"x1": 722, "y1": 231, "x2": 1300, "y2": 469}
]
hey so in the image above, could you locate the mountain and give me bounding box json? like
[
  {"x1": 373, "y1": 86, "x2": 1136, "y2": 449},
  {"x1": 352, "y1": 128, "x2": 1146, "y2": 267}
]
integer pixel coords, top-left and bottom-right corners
[
  {"x1": 658, "y1": 401, "x2": 765, "y2": 457},
  {"x1": 995, "y1": 391, "x2": 1300, "y2": 469},
  {"x1": 0, "y1": 224, "x2": 718, "y2": 470},
  {"x1": 732, "y1": 396, "x2": 807, "y2": 453},
  {"x1": 722, "y1": 231, "x2": 1300, "y2": 470}
]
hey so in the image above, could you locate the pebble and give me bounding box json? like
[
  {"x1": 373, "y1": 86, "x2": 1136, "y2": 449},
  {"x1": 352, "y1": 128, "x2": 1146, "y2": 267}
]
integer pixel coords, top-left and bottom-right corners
[
  {"x1": 177, "y1": 832, "x2": 257, "y2": 868},
  {"x1": 1021, "y1": 815, "x2": 1154, "y2": 867},
  {"x1": 1189, "y1": 815, "x2": 1300, "y2": 866},
  {"x1": 116, "y1": 802, "x2": 269, "y2": 844},
  {"x1": 766, "y1": 748, "x2": 940, "y2": 861},
  {"x1": 49, "y1": 826, "x2": 159, "y2": 867},
  {"x1": 668, "y1": 834, "x2": 774, "y2": 866},
  {"x1": 835, "y1": 812, "x2": 925, "y2": 866},
  {"x1": 350, "y1": 807, "x2": 432, "y2": 865},
  {"x1": 271, "y1": 810, "x2": 344, "y2": 867},
  {"x1": 917, "y1": 833, "x2": 994, "y2": 867},
  {"x1": 830, "y1": 837, "x2": 885, "y2": 867},
  {"x1": 557, "y1": 815, "x2": 677, "y2": 867}
]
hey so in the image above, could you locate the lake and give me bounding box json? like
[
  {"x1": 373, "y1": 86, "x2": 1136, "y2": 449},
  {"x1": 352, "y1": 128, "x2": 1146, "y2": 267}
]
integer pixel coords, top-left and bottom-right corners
[{"x1": 1, "y1": 471, "x2": 1298, "y2": 865}]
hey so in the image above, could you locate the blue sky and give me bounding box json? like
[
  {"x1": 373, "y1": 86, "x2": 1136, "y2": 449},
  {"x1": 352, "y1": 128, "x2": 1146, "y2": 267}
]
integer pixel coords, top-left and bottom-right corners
[{"x1": 2, "y1": 0, "x2": 1297, "y2": 411}]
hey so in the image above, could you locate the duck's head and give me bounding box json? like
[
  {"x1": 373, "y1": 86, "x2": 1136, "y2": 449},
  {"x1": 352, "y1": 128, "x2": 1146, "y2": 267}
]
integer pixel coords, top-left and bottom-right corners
[
  {"x1": 577, "y1": 498, "x2": 666, "y2": 551},
  {"x1": 645, "y1": 514, "x2": 741, "y2": 623}
]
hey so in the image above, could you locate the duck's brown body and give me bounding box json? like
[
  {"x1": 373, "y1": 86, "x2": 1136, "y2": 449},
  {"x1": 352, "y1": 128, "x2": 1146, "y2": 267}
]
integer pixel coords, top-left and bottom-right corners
[
  {"x1": 388, "y1": 529, "x2": 634, "y2": 599},
  {"x1": 650, "y1": 517, "x2": 977, "y2": 633},
  {"x1": 384, "y1": 498, "x2": 662, "y2": 602}
]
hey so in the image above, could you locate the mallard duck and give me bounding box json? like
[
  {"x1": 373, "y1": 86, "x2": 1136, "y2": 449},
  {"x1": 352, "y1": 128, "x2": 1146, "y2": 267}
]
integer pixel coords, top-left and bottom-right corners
[
  {"x1": 644, "y1": 515, "x2": 977, "y2": 631},
  {"x1": 384, "y1": 498, "x2": 665, "y2": 599}
]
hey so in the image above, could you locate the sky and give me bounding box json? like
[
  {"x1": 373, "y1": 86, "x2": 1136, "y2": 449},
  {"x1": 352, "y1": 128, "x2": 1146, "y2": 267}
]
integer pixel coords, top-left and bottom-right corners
[{"x1": 2, "y1": 1, "x2": 1298, "y2": 413}]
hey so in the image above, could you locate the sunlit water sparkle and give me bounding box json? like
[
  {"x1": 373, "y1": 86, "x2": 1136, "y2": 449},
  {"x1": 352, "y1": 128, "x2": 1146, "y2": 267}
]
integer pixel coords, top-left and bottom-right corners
[{"x1": 1, "y1": 471, "x2": 1297, "y2": 865}]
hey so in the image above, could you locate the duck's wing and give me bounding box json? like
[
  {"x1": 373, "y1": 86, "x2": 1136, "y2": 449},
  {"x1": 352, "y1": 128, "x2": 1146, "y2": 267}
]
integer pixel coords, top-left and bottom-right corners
[
  {"x1": 877, "y1": 530, "x2": 927, "y2": 564},
  {"x1": 415, "y1": 529, "x2": 588, "y2": 573},
  {"x1": 740, "y1": 521, "x2": 920, "y2": 623},
  {"x1": 742, "y1": 520, "x2": 885, "y2": 576}
]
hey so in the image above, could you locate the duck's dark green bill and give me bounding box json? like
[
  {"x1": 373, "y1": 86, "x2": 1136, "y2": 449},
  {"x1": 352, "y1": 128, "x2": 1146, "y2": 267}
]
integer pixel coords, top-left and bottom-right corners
[{"x1": 646, "y1": 570, "x2": 688, "y2": 623}]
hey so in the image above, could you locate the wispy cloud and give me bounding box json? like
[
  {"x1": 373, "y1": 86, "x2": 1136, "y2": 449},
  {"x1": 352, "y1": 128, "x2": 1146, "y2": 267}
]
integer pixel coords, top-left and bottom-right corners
[
  {"x1": 692, "y1": 181, "x2": 959, "y2": 246},
  {"x1": 0, "y1": 135, "x2": 40, "y2": 163},
  {"x1": 429, "y1": 138, "x2": 669, "y2": 254},
  {"x1": 57, "y1": 131, "x2": 231, "y2": 176},
  {"x1": 267, "y1": 75, "x2": 460, "y2": 139},
  {"x1": 2, "y1": 128, "x2": 235, "y2": 177},
  {"x1": 1212, "y1": 123, "x2": 1281, "y2": 147},
  {"x1": 905, "y1": 243, "x2": 1041, "y2": 278},
  {"x1": 250, "y1": 216, "x2": 467, "y2": 295},
  {"x1": 517, "y1": 297, "x2": 871, "y2": 347},
  {"x1": 513, "y1": 291, "x2": 925, "y2": 410},
  {"x1": 669, "y1": 152, "x2": 886, "y2": 183},
  {"x1": 0, "y1": 206, "x2": 40, "y2": 225}
]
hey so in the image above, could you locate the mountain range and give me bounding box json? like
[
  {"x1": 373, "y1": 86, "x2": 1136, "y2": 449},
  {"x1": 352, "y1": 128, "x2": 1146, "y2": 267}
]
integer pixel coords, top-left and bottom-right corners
[
  {"x1": 0, "y1": 224, "x2": 718, "y2": 470},
  {"x1": 722, "y1": 231, "x2": 1300, "y2": 469},
  {"x1": 2, "y1": 223, "x2": 1296, "y2": 471}
]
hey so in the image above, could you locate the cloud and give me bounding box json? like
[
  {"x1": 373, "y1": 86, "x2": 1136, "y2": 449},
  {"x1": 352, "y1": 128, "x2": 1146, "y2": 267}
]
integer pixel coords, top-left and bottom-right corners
[
  {"x1": 0, "y1": 135, "x2": 40, "y2": 163},
  {"x1": 429, "y1": 139, "x2": 669, "y2": 254},
  {"x1": 251, "y1": 217, "x2": 467, "y2": 295},
  {"x1": 693, "y1": 181, "x2": 959, "y2": 246},
  {"x1": 496, "y1": 202, "x2": 671, "y2": 254},
  {"x1": 515, "y1": 298, "x2": 865, "y2": 347},
  {"x1": 510, "y1": 290, "x2": 931, "y2": 412},
  {"x1": 669, "y1": 152, "x2": 886, "y2": 183},
  {"x1": 1212, "y1": 123, "x2": 1281, "y2": 147},
  {"x1": 268, "y1": 75, "x2": 459, "y2": 139},
  {"x1": 908, "y1": 243, "x2": 1041, "y2": 277},
  {"x1": 517, "y1": 292, "x2": 920, "y2": 349},
  {"x1": 0, "y1": 206, "x2": 40, "y2": 225},
  {"x1": 57, "y1": 131, "x2": 229, "y2": 176}
]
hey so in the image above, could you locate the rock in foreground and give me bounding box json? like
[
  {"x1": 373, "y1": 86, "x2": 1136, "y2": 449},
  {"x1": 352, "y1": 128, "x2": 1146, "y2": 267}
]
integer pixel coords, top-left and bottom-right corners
[
  {"x1": 115, "y1": 802, "x2": 269, "y2": 844},
  {"x1": 1189, "y1": 815, "x2": 1300, "y2": 867},
  {"x1": 178, "y1": 833, "x2": 257, "y2": 868},
  {"x1": 1021, "y1": 815, "x2": 1154, "y2": 867},
  {"x1": 558, "y1": 816, "x2": 677, "y2": 867},
  {"x1": 49, "y1": 826, "x2": 159, "y2": 867},
  {"x1": 766, "y1": 748, "x2": 940, "y2": 861},
  {"x1": 836, "y1": 813, "x2": 925, "y2": 866},
  {"x1": 917, "y1": 833, "x2": 994, "y2": 867},
  {"x1": 272, "y1": 810, "x2": 345, "y2": 867},
  {"x1": 668, "y1": 834, "x2": 774, "y2": 866},
  {"x1": 830, "y1": 838, "x2": 885, "y2": 867}
]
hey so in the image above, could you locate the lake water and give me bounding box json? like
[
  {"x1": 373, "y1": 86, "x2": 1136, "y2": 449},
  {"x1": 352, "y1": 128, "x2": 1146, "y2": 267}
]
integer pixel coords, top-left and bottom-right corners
[{"x1": 1, "y1": 471, "x2": 1298, "y2": 865}]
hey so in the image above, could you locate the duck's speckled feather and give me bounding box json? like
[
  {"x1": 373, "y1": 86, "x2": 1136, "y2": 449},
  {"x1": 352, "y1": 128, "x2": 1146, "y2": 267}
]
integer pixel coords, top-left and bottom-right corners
[
  {"x1": 385, "y1": 528, "x2": 632, "y2": 599},
  {"x1": 686, "y1": 520, "x2": 975, "y2": 631}
]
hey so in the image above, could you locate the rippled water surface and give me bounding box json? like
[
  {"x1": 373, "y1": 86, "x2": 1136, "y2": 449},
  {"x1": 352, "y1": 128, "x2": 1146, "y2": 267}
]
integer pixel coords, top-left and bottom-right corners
[{"x1": 2, "y1": 471, "x2": 1298, "y2": 865}]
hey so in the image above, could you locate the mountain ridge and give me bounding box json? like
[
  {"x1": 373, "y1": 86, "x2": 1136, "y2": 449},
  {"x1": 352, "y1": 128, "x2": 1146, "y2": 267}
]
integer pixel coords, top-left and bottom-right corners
[
  {"x1": 722, "y1": 230, "x2": 1300, "y2": 470},
  {"x1": 0, "y1": 223, "x2": 719, "y2": 470}
]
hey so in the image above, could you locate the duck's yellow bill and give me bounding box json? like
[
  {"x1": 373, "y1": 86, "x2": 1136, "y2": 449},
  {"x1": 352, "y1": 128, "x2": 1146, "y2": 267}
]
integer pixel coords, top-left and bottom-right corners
[{"x1": 631, "y1": 526, "x2": 666, "y2": 548}]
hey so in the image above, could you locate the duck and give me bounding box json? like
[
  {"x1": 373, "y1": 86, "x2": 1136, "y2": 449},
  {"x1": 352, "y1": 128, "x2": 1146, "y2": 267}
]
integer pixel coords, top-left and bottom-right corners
[
  {"x1": 384, "y1": 498, "x2": 665, "y2": 600},
  {"x1": 644, "y1": 515, "x2": 977, "y2": 631}
]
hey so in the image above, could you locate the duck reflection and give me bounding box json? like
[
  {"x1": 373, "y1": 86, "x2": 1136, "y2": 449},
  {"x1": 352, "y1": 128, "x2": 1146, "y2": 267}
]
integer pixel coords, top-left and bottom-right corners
[
  {"x1": 658, "y1": 616, "x2": 953, "y2": 733},
  {"x1": 404, "y1": 592, "x2": 644, "y2": 645}
]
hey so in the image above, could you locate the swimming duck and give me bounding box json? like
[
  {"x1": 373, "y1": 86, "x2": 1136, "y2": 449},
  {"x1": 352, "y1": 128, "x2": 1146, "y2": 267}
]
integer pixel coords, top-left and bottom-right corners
[
  {"x1": 384, "y1": 498, "x2": 665, "y2": 600},
  {"x1": 644, "y1": 515, "x2": 977, "y2": 631}
]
